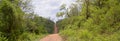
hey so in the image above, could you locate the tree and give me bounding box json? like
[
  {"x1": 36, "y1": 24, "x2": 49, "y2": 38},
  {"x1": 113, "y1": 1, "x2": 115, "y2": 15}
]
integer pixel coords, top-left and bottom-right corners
[
  {"x1": 0, "y1": 0, "x2": 24, "y2": 41},
  {"x1": 85, "y1": 0, "x2": 90, "y2": 19},
  {"x1": 57, "y1": 0, "x2": 120, "y2": 41}
]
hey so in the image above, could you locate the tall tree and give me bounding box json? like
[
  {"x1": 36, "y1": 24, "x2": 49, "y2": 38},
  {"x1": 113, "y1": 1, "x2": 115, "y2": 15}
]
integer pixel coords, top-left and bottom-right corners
[
  {"x1": 0, "y1": 0, "x2": 24, "y2": 41},
  {"x1": 85, "y1": 0, "x2": 90, "y2": 19}
]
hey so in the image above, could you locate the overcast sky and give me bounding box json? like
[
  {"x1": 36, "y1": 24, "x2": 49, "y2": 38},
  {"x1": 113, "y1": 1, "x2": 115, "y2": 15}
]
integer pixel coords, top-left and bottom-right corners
[{"x1": 31, "y1": 0, "x2": 76, "y2": 22}]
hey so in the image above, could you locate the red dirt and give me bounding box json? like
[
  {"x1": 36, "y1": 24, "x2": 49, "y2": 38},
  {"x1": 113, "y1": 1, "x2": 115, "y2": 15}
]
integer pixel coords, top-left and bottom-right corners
[
  {"x1": 40, "y1": 24, "x2": 62, "y2": 41},
  {"x1": 54, "y1": 23, "x2": 58, "y2": 33},
  {"x1": 40, "y1": 34, "x2": 63, "y2": 41}
]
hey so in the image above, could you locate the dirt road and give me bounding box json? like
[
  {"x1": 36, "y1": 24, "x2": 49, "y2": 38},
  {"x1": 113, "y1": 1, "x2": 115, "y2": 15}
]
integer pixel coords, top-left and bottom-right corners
[{"x1": 40, "y1": 34, "x2": 62, "y2": 41}]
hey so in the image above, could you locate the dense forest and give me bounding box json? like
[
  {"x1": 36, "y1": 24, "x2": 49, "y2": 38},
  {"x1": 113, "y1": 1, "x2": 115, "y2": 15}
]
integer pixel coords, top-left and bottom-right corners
[
  {"x1": 0, "y1": 0, "x2": 54, "y2": 41},
  {"x1": 0, "y1": 0, "x2": 120, "y2": 41},
  {"x1": 57, "y1": 0, "x2": 120, "y2": 41}
]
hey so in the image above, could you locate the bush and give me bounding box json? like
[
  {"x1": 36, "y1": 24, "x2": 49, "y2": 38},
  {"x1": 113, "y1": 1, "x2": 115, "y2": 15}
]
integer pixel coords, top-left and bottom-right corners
[
  {"x1": 17, "y1": 32, "x2": 46, "y2": 41},
  {"x1": 60, "y1": 28, "x2": 120, "y2": 41},
  {"x1": 0, "y1": 32, "x2": 8, "y2": 41}
]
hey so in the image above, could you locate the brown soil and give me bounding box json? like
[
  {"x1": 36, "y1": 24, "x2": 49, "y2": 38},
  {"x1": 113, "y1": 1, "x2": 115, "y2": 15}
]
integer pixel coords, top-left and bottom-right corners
[
  {"x1": 54, "y1": 23, "x2": 58, "y2": 33},
  {"x1": 40, "y1": 24, "x2": 62, "y2": 41},
  {"x1": 40, "y1": 34, "x2": 63, "y2": 41}
]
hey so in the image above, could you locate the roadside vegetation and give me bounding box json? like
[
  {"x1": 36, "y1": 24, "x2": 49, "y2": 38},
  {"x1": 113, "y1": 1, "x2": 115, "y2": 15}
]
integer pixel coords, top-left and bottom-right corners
[
  {"x1": 0, "y1": 0, "x2": 54, "y2": 41},
  {"x1": 57, "y1": 0, "x2": 120, "y2": 41}
]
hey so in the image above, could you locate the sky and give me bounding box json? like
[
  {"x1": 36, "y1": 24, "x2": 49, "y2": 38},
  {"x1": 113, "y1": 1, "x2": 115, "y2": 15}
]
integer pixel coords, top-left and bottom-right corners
[{"x1": 31, "y1": 0, "x2": 76, "y2": 22}]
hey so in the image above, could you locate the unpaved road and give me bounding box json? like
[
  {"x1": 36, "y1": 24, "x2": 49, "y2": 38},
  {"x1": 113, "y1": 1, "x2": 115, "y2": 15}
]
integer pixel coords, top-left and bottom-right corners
[{"x1": 40, "y1": 34, "x2": 63, "y2": 41}]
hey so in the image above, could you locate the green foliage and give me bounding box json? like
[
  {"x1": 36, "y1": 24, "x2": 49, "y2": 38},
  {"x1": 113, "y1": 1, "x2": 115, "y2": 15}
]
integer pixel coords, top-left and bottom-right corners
[
  {"x1": 0, "y1": 36, "x2": 8, "y2": 41},
  {"x1": 23, "y1": 13, "x2": 54, "y2": 34},
  {"x1": 0, "y1": 0, "x2": 24, "y2": 41},
  {"x1": 17, "y1": 32, "x2": 46, "y2": 41},
  {"x1": 0, "y1": 32, "x2": 8, "y2": 41},
  {"x1": 0, "y1": 0, "x2": 54, "y2": 41},
  {"x1": 57, "y1": 0, "x2": 120, "y2": 41}
]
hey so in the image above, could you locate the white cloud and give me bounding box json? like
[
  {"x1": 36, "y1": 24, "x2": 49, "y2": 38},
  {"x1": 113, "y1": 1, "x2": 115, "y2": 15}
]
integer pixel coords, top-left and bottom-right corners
[{"x1": 31, "y1": 0, "x2": 76, "y2": 22}]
